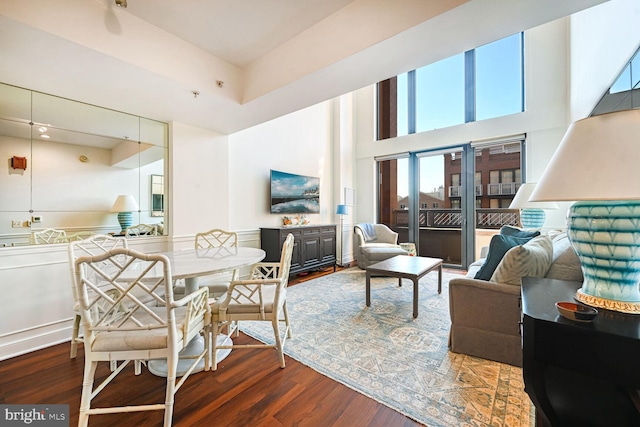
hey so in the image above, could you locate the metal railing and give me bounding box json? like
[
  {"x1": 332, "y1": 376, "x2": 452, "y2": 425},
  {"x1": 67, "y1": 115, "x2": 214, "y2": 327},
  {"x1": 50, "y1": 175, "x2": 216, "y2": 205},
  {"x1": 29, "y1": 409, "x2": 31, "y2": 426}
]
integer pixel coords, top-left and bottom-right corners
[
  {"x1": 448, "y1": 185, "x2": 484, "y2": 197},
  {"x1": 487, "y1": 182, "x2": 521, "y2": 196},
  {"x1": 394, "y1": 208, "x2": 519, "y2": 229}
]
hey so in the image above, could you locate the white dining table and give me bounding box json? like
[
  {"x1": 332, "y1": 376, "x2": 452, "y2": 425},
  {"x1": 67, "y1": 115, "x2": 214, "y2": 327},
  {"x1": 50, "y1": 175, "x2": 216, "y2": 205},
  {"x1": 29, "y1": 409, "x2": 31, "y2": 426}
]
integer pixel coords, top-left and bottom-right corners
[{"x1": 147, "y1": 246, "x2": 265, "y2": 377}]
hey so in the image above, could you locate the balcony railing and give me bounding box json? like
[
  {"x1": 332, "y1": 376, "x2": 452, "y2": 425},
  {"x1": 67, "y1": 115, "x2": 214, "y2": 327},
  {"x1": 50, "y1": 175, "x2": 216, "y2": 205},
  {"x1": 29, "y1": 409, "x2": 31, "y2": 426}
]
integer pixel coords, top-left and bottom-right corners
[
  {"x1": 393, "y1": 208, "x2": 519, "y2": 229},
  {"x1": 448, "y1": 185, "x2": 484, "y2": 197},
  {"x1": 487, "y1": 182, "x2": 521, "y2": 196}
]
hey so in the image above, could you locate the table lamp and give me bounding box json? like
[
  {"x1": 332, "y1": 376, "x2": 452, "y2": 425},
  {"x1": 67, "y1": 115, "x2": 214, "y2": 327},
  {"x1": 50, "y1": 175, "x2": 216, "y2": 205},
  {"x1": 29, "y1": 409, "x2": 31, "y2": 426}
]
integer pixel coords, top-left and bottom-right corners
[
  {"x1": 530, "y1": 109, "x2": 640, "y2": 314},
  {"x1": 509, "y1": 183, "x2": 558, "y2": 229},
  {"x1": 111, "y1": 195, "x2": 139, "y2": 232}
]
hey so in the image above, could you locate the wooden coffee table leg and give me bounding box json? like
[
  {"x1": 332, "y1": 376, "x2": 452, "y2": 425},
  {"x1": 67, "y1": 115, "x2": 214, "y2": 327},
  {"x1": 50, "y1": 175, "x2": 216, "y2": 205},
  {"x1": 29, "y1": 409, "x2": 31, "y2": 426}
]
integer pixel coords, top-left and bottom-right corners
[
  {"x1": 413, "y1": 277, "x2": 419, "y2": 318},
  {"x1": 366, "y1": 271, "x2": 371, "y2": 307},
  {"x1": 438, "y1": 263, "x2": 442, "y2": 294}
]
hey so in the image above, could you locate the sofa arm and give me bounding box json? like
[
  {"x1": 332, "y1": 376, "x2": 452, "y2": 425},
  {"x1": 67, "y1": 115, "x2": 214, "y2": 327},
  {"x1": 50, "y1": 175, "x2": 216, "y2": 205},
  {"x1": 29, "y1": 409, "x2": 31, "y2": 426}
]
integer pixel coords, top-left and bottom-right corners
[
  {"x1": 448, "y1": 277, "x2": 523, "y2": 366},
  {"x1": 449, "y1": 278, "x2": 521, "y2": 336}
]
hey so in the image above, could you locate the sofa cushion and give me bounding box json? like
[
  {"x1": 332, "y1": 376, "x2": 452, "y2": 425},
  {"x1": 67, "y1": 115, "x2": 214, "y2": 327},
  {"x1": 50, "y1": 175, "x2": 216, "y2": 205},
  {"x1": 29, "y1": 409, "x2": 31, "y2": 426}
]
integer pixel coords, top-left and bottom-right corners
[
  {"x1": 500, "y1": 225, "x2": 541, "y2": 239},
  {"x1": 545, "y1": 232, "x2": 584, "y2": 282},
  {"x1": 474, "y1": 234, "x2": 533, "y2": 281},
  {"x1": 491, "y1": 235, "x2": 553, "y2": 286}
]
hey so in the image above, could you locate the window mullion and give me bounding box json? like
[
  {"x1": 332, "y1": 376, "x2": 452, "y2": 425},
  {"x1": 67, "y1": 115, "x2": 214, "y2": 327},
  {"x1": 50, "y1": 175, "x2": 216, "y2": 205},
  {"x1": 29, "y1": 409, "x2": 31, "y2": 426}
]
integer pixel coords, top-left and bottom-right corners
[{"x1": 464, "y1": 50, "x2": 475, "y2": 123}]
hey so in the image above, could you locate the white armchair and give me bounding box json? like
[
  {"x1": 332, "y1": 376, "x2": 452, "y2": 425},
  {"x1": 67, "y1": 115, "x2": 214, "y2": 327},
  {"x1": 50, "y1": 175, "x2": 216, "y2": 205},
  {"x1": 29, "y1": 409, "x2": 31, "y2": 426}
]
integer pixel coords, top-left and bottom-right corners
[{"x1": 353, "y1": 223, "x2": 408, "y2": 268}]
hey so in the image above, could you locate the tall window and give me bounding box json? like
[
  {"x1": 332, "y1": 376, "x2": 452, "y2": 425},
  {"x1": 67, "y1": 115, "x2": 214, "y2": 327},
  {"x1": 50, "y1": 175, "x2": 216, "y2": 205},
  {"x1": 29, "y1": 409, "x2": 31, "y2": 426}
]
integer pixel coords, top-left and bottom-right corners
[
  {"x1": 416, "y1": 54, "x2": 465, "y2": 132},
  {"x1": 377, "y1": 33, "x2": 524, "y2": 140},
  {"x1": 475, "y1": 33, "x2": 524, "y2": 120}
]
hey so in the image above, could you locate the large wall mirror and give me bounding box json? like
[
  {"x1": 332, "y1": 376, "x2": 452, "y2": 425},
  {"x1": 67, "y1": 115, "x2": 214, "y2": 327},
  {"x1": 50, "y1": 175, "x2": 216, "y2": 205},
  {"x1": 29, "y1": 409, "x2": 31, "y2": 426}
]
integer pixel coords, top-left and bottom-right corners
[{"x1": 0, "y1": 82, "x2": 168, "y2": 246}]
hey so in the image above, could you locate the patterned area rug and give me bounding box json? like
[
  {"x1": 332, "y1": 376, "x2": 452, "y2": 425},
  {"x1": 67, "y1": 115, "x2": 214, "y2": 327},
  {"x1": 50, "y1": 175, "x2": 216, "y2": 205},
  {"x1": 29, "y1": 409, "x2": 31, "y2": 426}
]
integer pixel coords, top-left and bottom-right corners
[{"x1": 240, "y1": 268, "x2": 533, "y2": 427}]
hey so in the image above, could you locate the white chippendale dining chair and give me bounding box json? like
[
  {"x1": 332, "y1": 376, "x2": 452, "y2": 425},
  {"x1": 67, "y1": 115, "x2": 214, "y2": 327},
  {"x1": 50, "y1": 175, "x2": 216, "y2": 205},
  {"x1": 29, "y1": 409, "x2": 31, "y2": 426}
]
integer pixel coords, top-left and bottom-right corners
[
  {"x1": 191, "y1": 229, "x2": 239, "y2": 299},
  {"x1": 209, "y1": 233, "x2": 294, "y2": 370},
  {"x1": 31, "y1": 228, "x2": 68, "y2": 244},
  {"x1": 125, "y1": 223, "x2": 158, "y2": 237},
  {"x1": 74, "y1": 248, "x2": 210, "y2": 427},
  {"x1": 68, "y1": 234, "x2": 128, "y2": 361}
]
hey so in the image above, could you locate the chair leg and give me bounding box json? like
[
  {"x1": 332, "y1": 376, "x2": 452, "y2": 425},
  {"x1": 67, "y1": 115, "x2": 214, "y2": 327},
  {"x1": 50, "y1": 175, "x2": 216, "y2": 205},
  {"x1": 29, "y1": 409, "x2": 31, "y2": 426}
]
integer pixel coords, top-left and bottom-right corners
[
  {"x1": 134, "y1": 360, "x2": 142, "y2": 375},
  {"x1": 204, "y1": 327, "x2": 211, "y2": 371},
  {"x1": 272, "y1": 317, "x2": 285, "y2": 369},
  {"x1": 164, "y1": 354, "x2": 177, "y2": 427},
  {"x1": 78, "y1": 359, "x2": 98, "y2": 427},
  {"x1": 283, "y1": 301, "x2": 292, "y2": 339},
  {"x1": 211, "y1": 322, "x2": 219, "y2": 371},
  {"x1": 70, "y1": 314, "x2": 81, "y2": 358}
]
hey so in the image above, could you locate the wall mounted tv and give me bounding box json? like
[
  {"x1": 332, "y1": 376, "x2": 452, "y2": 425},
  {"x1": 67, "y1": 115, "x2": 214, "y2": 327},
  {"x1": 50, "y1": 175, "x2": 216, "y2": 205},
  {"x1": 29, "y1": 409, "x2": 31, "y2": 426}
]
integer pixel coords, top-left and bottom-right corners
[{"x1": 270, "y1": 169, "x2": 320, "y2": 214}]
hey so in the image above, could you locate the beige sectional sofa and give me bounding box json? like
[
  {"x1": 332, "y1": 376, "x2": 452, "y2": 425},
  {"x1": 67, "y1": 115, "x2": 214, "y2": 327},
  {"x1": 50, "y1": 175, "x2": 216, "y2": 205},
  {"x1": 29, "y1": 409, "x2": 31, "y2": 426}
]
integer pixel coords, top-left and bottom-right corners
[{"x1": 448, "y1": 229, "x2": 583, "y2": 367}]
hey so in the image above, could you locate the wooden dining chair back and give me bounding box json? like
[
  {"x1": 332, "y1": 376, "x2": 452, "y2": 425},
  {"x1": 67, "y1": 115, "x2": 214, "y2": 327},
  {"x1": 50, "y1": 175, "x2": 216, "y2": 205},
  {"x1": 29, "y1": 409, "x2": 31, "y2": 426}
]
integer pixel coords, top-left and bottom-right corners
[
  {"x1": 191, "y1": 229, "x2": 239, "y2": 298},
  {"x1": 210, "y1": 233, "x2": 294, "y2": 370},
  {"x1": 68, "y1": 234, "x2": 128, "y2": 360},
  {"x1": 31, "y1": 228, "x2": 68, "y2": 244},
  {"x1": 74, "y1": 248, "x2": 210, "y2": 427}
]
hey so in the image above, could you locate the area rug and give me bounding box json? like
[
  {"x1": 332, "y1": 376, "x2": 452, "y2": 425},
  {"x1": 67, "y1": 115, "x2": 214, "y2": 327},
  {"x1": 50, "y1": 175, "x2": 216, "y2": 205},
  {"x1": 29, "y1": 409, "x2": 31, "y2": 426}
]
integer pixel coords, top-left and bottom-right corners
[{"x1": 240, "y1": 268, "x2": 533, "y2": 427}]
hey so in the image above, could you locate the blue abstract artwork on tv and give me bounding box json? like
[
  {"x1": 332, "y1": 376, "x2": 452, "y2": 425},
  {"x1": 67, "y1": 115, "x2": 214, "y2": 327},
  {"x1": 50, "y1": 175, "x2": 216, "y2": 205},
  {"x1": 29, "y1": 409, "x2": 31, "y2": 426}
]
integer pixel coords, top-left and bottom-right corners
[{"x1": 270, "y1": 170, "x2": 320, "y2": 214}]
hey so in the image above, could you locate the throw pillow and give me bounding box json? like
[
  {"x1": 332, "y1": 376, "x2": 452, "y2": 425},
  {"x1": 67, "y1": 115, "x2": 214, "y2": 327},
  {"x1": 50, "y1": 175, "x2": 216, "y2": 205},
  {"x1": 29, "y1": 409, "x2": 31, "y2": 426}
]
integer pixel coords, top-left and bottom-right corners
[
  {"x1": 474, "y1": 234, "x2": 533, "y2": 281},
  {"x1": 491, "y1": 235, "x2": 553, "y2": 286},
  {"x1": 500, "y1": 225, "x2": 541, "y2": 239},
  {"x1": 545, "y1": 232, "x2": 584, "y2": 282}
]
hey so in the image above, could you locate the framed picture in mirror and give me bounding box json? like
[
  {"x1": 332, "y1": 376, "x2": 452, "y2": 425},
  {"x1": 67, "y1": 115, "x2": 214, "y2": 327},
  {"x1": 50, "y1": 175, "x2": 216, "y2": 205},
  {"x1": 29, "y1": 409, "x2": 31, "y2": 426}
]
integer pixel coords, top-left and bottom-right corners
[{"x1": 151, "y1": 174, "x2": 164, "y2": 217}]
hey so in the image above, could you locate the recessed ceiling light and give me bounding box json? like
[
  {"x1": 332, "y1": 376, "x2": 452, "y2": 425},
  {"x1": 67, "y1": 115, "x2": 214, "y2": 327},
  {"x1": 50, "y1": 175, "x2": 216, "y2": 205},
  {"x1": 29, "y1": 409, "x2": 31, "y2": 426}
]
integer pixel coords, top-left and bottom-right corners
[
  {"x1": 38, "y1": 127, "x2": 47, "y2": 133},
  {"x1": 40, "y1": 134, "x2": 50, "y2": 139}
]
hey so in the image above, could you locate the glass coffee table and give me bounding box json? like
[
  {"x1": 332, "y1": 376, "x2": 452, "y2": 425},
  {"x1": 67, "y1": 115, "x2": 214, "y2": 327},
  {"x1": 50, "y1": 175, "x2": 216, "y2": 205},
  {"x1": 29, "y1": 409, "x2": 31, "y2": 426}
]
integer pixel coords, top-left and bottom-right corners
[{"x1": 365, "y1": 255, "x2": 443, "y2": 318}]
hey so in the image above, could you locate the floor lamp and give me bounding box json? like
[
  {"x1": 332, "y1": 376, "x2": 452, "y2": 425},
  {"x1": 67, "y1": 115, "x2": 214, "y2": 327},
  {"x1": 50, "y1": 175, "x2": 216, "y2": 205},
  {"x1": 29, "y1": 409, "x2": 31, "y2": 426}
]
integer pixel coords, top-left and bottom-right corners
[{"x1": 336, "y1": 204, "x2": 348, "y2": 267}]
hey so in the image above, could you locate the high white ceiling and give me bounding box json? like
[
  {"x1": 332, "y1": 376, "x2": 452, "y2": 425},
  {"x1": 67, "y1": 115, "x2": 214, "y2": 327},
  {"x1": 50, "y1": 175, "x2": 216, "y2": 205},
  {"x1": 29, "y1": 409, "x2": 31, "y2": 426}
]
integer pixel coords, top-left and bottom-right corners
[
  {"x1": 0, "y1": 0, "x2": 607, "y2": 136},
  {"x1": 122, "y1": 0, "x2": 358, "y2": 68}
]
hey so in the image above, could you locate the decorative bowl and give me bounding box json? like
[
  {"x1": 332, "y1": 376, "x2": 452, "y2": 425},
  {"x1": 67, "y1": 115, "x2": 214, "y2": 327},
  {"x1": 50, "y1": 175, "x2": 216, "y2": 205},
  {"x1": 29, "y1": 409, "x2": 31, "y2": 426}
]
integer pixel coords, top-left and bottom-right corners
[{"x1": 555, "y1": 301, "x2": 598, "y2": 322}]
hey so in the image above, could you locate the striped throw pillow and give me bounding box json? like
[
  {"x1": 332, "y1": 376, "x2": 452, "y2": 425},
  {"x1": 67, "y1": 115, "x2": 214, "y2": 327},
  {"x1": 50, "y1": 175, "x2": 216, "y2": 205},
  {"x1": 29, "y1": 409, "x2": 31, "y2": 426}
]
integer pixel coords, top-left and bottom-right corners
[{"x1": 490, "y1": 235, "x2": 553, "y2": 286}]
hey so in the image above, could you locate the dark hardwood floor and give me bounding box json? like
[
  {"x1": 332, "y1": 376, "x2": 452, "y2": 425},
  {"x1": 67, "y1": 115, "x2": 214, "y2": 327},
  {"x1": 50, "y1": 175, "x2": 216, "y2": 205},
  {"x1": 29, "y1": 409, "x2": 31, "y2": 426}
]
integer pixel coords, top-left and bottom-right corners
[{"x1": 0, "y1": 266, "x2": 423, "y2": 427}]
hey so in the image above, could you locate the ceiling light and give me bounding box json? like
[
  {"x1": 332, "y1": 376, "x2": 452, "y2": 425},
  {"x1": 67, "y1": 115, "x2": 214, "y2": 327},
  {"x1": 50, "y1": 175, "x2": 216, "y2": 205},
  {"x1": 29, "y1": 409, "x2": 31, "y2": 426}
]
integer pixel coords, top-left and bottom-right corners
[{"x1": 115, "y1": 0, "x2": 127, "y2": 8}]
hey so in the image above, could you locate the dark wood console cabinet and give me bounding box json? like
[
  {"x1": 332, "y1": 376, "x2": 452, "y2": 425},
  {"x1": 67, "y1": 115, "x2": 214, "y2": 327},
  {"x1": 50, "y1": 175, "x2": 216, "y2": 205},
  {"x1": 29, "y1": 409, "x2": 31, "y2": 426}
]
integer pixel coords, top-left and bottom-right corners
[
  {"x1": 260, "y1": 225, "x2": 336, "y2": 276},
  {"x1": 521, "y1": 277, "x2": 640, "y2": 427}
]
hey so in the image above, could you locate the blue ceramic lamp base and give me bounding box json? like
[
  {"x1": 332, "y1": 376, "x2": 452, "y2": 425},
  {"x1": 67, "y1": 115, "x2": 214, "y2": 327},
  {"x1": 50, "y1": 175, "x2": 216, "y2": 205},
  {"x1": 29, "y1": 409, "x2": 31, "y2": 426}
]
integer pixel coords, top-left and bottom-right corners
[
  {"x1": 569, "y1": 200, "x2": 640, "y2": 314},
  {"x1": 117, "y1": 211, "x2": 133, "y2": 233},
  {"x1": 519, "y1": 208, "x2": 545, "y2": 229}
]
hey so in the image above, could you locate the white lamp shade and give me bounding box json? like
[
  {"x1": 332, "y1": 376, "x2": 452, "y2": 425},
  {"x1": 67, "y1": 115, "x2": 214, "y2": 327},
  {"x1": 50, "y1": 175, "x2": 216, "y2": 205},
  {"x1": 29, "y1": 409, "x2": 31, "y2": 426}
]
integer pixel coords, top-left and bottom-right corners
[
  {"x1": 111, "y1": 195, "x2": 139, "y2": 212},
  {"x1": 509, "y1": 183, "x2": 558, "y2": 209},
  {"x1": 530, "y1": 109, "x2": 640, "y2": 201}
]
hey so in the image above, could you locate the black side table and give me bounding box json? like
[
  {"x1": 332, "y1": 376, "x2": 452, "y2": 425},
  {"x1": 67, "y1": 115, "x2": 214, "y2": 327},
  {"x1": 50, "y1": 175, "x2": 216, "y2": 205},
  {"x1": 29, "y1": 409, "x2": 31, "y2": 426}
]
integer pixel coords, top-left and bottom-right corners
[{"x1": 521, "y1": 277, "x2": 640, "y2": 427}]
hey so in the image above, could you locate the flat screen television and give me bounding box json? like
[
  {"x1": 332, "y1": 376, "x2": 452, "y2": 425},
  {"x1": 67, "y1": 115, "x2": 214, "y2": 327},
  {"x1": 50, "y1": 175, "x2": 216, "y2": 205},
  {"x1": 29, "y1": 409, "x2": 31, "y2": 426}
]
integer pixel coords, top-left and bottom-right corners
[{"x1": 270, "y1": 169, "x2": 320, "y2": 214}]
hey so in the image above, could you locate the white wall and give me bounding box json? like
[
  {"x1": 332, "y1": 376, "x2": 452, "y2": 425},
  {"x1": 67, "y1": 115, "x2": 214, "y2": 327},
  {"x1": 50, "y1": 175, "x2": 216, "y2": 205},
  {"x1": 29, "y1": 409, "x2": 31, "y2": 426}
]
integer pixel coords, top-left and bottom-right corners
[
  {"x1": 228, "y1": 102, "x2": 335, "y2": 231},
  {"x1": 169, "y1": 122, "x2": 230, "y2": 249}
]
